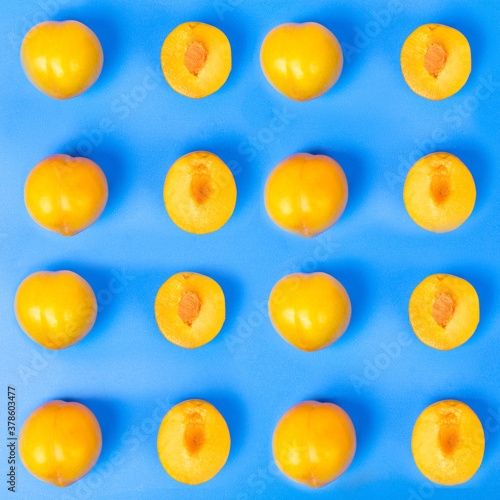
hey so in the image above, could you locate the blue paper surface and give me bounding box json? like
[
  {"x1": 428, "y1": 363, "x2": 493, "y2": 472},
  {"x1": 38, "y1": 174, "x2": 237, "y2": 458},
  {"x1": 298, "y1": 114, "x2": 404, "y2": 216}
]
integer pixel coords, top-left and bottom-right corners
[{"x1": 1, "y1": 1, "x2": 499, "y2": 498}]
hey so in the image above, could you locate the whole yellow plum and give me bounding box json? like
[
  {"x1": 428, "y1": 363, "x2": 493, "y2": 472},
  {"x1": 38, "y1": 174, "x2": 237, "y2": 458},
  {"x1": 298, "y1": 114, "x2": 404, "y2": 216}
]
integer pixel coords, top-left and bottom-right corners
[
  {"x1": 269, "y1": 272, "x2": 351, "y2": 351},
  {"x1": 21, "y1": 20, "x2": 103, "y2": 99},
  {"x1": 261, "y1": 22, "x2": 343, "y2": 101}
]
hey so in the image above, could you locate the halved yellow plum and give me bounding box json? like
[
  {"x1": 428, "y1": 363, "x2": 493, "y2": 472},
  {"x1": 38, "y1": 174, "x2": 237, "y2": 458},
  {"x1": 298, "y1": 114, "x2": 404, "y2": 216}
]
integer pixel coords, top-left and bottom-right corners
[
  {"x1": 161, "y1": 22, "x2": 231, "y2": 98},
  {"x1": 412, "y1": 400, "x2": 484, "y2": 485},
  {"x1": 164, "y1": 151, "x2": 236, "y2": 234},
  {"x1": 157, "y1": 399, "x2": 230, "y2": 484},
  {"x1": 409, "y1": 274, "x2": 479, "y2": 350},
  {"x1": 155, "y1": 272, "x2": 225, "y2": 348},
  {"x1": 401, "y1": 24, "x2": 471, "y2": 100},
  {"x1": 404, "y1": 152, "x2": 475, "y2": 233}
]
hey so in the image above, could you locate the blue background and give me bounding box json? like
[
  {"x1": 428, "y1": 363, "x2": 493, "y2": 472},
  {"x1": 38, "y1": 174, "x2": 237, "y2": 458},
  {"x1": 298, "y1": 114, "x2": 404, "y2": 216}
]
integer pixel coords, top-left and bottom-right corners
[{"x1": 1, "y1": 0, "x2": 499, "y2": 499}]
